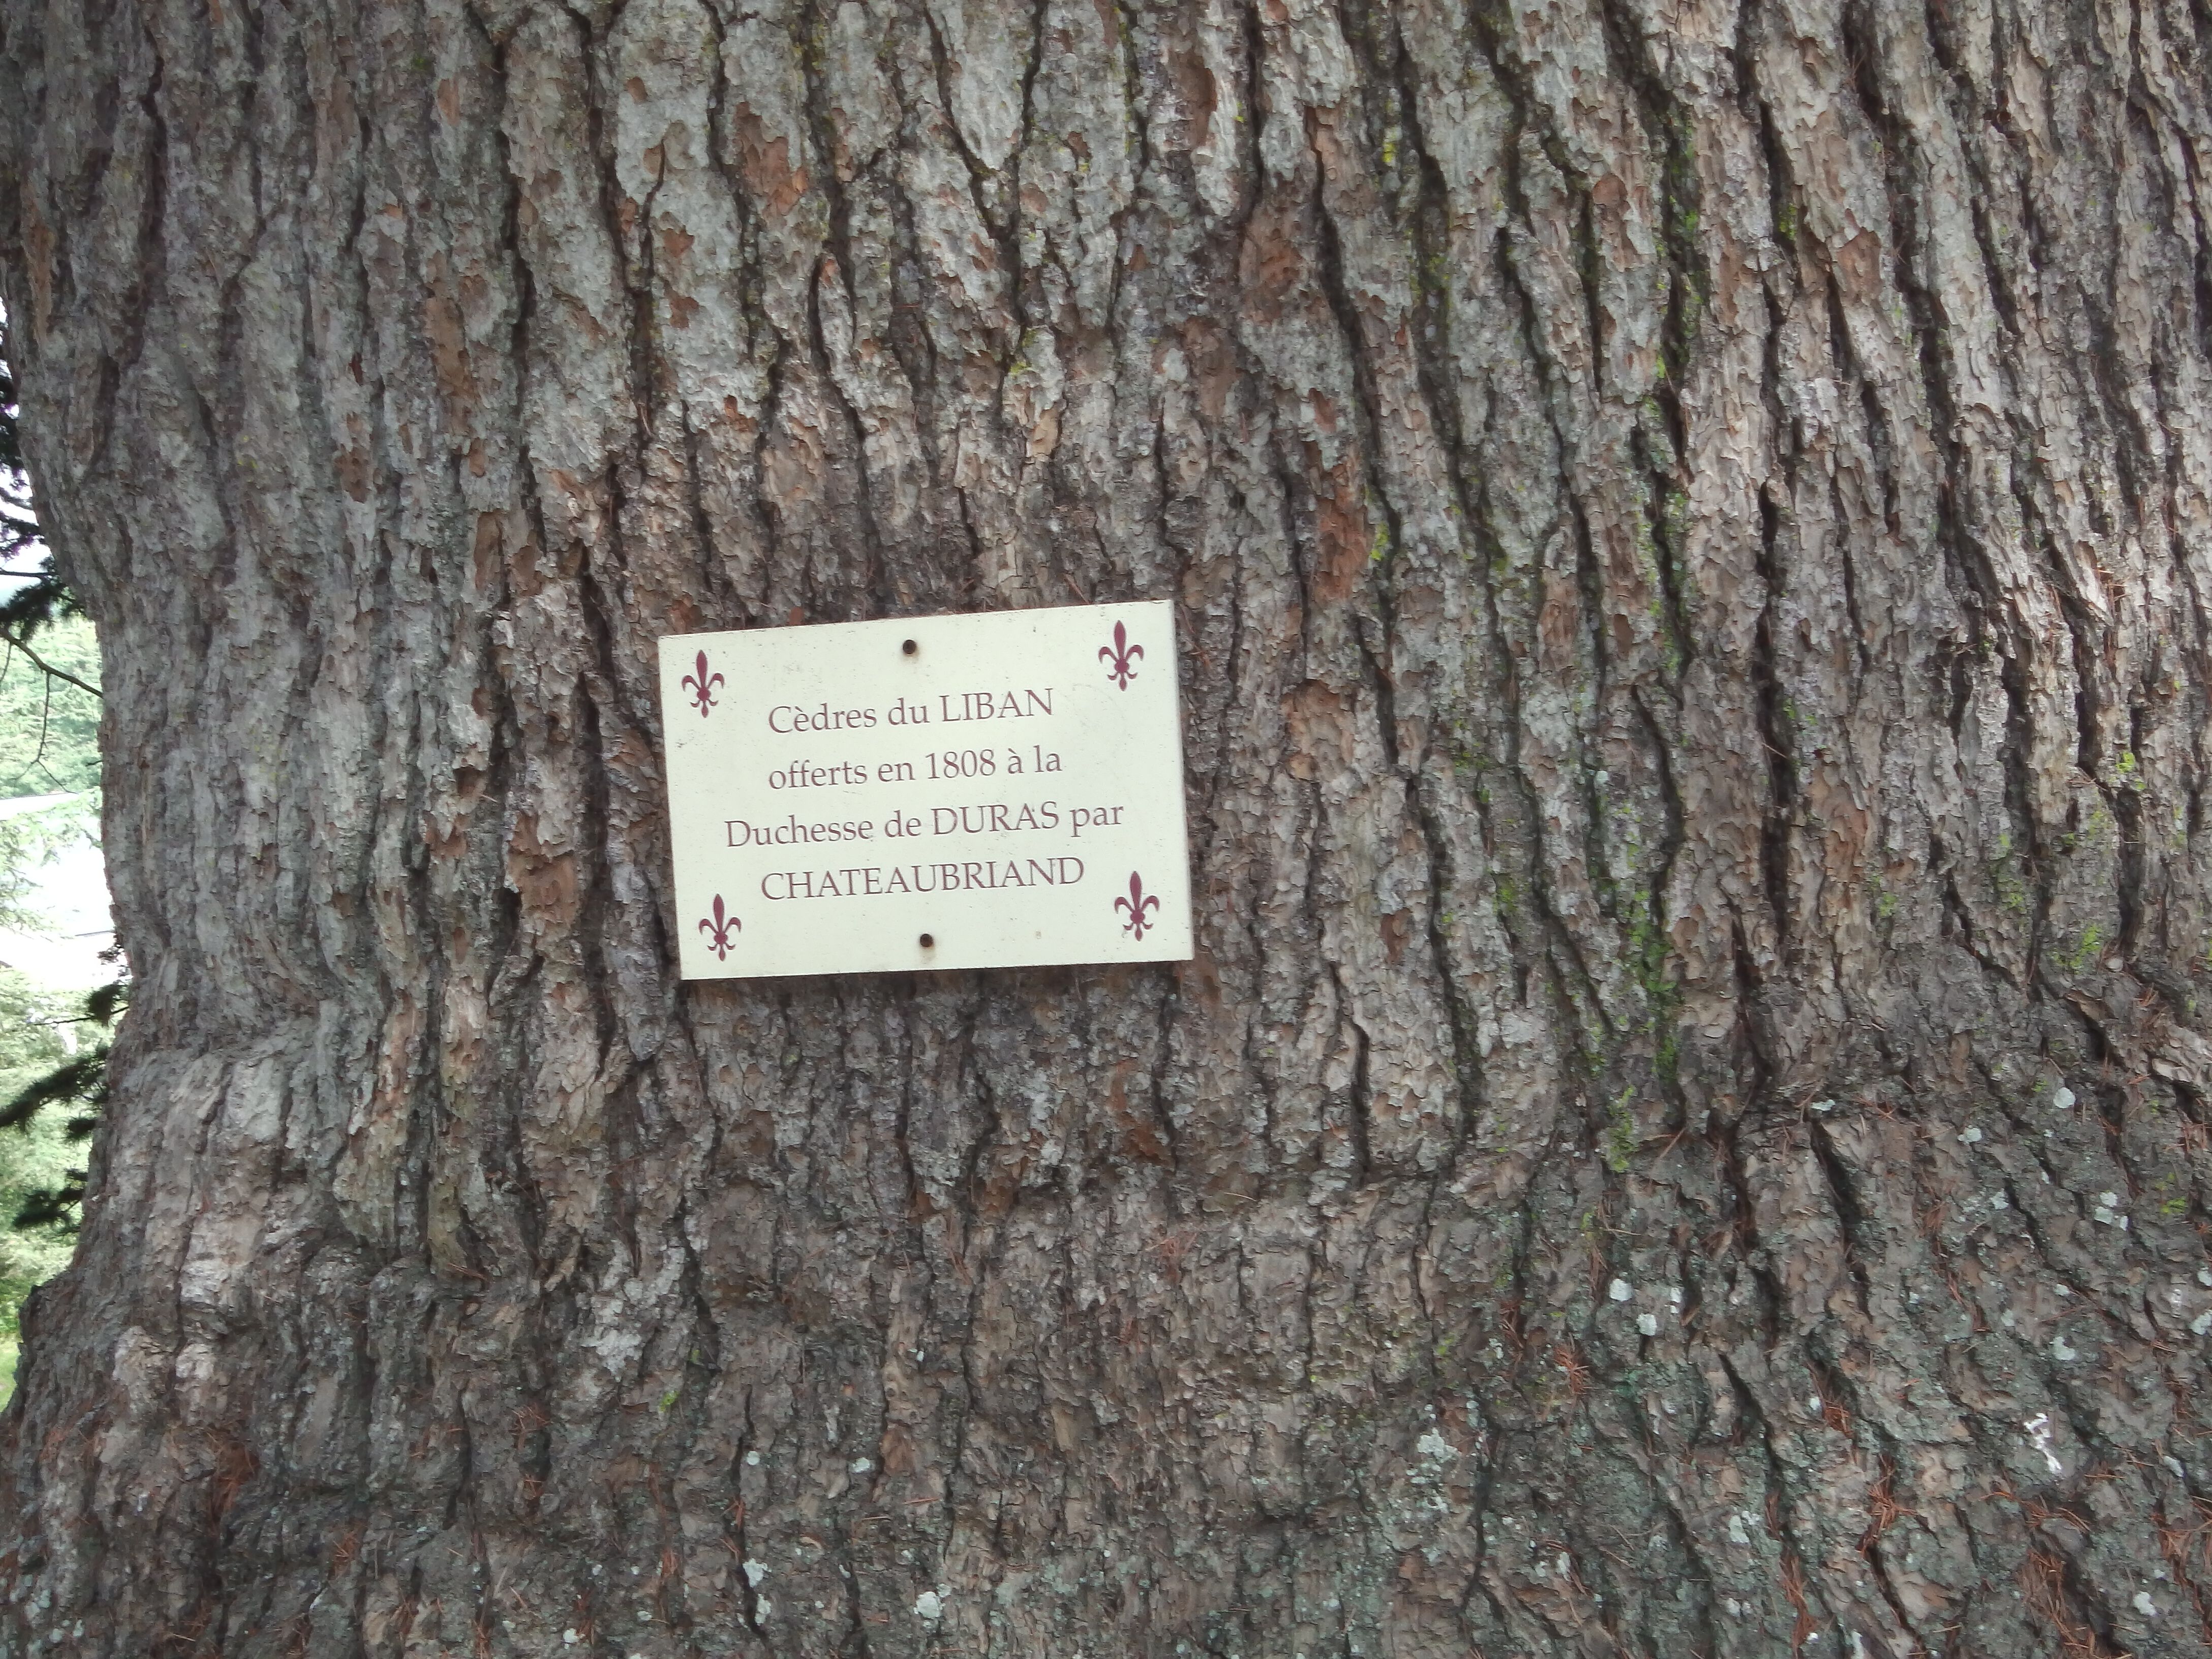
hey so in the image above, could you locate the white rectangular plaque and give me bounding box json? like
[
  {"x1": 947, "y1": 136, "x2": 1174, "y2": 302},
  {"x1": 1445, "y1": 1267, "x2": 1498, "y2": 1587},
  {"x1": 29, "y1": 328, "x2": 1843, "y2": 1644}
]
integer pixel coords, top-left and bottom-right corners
[{"x1": 658, "y1": 601, "x2": 1193, "y2": 979}]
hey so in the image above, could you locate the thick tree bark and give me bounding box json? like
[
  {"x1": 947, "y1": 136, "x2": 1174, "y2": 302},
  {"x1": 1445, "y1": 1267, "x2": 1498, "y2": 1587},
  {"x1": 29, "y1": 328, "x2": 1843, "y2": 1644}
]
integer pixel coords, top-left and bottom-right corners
[{"x1": 2, "y1": 0, "x2": 2210, "y2": 1653}]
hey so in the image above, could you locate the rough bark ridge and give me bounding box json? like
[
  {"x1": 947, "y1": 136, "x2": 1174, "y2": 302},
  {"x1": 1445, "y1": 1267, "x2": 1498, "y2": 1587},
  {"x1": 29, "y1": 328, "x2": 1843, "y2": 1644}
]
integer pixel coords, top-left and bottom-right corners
[{"x1": 2, "y1": 0, "x2": 2211, "y2": 1652}]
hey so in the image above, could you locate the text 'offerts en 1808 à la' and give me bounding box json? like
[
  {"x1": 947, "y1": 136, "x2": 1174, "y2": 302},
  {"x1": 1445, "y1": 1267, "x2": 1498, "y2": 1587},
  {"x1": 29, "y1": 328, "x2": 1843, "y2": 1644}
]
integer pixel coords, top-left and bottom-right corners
[{"x1": 768, "y1": 744, "x2": 1065, "y2": 790}]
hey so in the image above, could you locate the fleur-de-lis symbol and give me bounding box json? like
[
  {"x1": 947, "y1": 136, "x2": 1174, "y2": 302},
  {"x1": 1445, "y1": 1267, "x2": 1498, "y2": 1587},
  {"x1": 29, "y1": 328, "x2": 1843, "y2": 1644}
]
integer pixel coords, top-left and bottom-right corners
[
  {"x1": 698, "y1": 894, "x2": 740, "y2": 960},
  {"x1": 682, "y1": 650, "x2": 725, "y2": 717},
  {"x1": 1114, "y1": 871, "x2": 1161, "y2": 940},
  {"x1": 1098, "y1": 619, "x2": 1143, "y2": 690}
]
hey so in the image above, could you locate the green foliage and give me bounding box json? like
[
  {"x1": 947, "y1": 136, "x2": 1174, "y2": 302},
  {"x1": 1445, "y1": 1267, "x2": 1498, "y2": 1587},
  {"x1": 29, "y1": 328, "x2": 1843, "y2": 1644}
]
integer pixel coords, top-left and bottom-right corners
[
  {"x1": 0, "y1": 969, "x2": 89, "y2": 1356},
  {"x1": 0, "y1": 335, "x2": 109, "y2": 1400},
  {"x1": 0, "y1": 975, "x2": 121, "y2": 1234},
  {"x1": 0, "y1": 1044, "x2": 104, "y2": 1131},
  {"x1": 0, "y1": 800, "x2": 93, "y2": 932},
  {"x1": 0, "y1": 971, "x2": 73, "y2": 1085},
  {"x1": 0, "y1": 613, "x2": 98, "y2": 795},
  {"x1": 82, "y1": 977, "x2": 125, "y2": 1026}
]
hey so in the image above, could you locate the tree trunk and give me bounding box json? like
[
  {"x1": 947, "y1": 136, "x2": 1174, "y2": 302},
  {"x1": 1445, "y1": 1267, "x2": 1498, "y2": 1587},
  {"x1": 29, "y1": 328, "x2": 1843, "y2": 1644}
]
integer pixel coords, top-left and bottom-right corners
[{"x1": 2, "y1": 0, "x2": 2210, "y2": 1652}]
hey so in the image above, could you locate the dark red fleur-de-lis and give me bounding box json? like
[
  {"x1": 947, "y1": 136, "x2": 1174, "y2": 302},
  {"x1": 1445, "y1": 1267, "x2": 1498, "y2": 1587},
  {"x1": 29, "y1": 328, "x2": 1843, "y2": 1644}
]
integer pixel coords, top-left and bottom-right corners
[
  {"x1": 682, "y1": 650, "x2": 725, "y2": 717},
  {"x1": 698, "y1": 894, "x2": 740, "y2": 960},
  {"x1": 1098, "y1": 619, "x2": 1143, "y2": 690},
  {"x1": 1114, "y1": 871, "x2": 1161, "y2": 940}
]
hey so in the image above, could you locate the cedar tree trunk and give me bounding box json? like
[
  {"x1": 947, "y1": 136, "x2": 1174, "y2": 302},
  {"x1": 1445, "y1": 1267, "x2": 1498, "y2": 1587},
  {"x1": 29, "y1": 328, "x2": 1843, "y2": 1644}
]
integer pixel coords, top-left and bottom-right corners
[{"x1": 3, "y1": 0, "x2": 2211, "y2": 1655}]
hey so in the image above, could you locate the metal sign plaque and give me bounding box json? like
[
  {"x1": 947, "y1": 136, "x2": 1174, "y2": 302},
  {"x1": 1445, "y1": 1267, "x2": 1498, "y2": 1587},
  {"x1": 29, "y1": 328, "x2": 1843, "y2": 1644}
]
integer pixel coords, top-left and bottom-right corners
[{"x1": 658, "y1": 601, "x2": 1193, "y2": 979}]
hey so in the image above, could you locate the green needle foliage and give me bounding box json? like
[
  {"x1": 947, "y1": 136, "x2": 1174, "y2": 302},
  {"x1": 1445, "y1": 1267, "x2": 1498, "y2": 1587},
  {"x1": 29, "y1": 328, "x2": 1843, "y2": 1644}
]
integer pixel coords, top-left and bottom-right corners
[
  {"x1": 0, "y1": 975, "x2": 119, "y2": 1235},
  {"x1": 0, "y1": 967, "x2": 91, "y2": 1369},
  {"x1": 0, "y1": 616, "x2": 98, "y2": 796},
  {"x1": 0, "y1": 331, "x2": 113, "y2": 1399}
]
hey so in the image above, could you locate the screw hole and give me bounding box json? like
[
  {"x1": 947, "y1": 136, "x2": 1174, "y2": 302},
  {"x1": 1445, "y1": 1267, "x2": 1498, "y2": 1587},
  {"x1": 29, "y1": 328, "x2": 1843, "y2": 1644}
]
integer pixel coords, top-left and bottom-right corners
[
  {"x1": 901, "y1": 638, "x2": 918, "y2": 655},
  {"x1": 918, "y1": 933, "x2": 935, "y2": 948}
]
